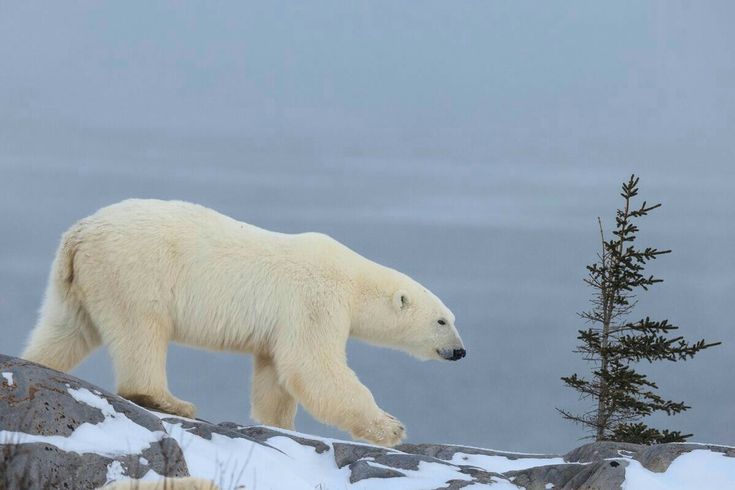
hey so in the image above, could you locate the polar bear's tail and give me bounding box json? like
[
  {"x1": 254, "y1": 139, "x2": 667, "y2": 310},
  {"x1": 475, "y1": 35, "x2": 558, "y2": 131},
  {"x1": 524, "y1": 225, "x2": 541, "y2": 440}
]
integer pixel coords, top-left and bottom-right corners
[{"x1": 22, "y1": 223, "x2": 101, "y2": 372}]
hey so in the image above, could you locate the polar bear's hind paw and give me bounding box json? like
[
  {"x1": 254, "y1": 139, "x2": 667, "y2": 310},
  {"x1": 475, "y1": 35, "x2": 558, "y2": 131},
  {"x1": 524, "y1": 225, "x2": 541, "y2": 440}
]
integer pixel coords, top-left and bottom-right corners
[{"x1": 124, "y1": 392, "x2": 197, "y2": 419}]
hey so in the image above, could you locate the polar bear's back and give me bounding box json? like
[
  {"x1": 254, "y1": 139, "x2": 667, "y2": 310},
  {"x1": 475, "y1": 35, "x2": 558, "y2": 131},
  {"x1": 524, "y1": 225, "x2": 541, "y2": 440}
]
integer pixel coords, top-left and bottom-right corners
[
  {"x1": 64, "y1": 199, "x2": 359, "y2": 352},
  {"x1": 84, "y1": 198, "x2": 272, "y2": 242},
  {"x1": 76, "y1": 198, "x2": 296, "y2": 259}
]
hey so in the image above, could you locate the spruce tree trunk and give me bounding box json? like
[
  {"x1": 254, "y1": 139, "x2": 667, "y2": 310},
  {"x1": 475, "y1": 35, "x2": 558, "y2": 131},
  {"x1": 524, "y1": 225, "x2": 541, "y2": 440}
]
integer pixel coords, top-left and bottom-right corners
[
  {"x1": 595, "y1": 282, "x2": 612, "y2": 441},
  {"x1": 595, "y1": 197, "x2": 629, "y2": 441}
]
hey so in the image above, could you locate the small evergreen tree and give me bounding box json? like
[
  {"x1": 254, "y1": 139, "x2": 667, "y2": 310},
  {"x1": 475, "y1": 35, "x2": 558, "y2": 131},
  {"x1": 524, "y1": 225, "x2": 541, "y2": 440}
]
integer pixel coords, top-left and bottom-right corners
[{"x1": 558, "y1": 175, "x2": 720, "y2": 445}]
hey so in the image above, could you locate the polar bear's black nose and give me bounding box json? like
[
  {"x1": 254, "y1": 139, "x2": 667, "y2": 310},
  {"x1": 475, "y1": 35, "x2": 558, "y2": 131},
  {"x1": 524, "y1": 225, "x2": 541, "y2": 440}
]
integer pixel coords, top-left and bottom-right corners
[
  {"x1": 450, "y1": 348, "x2": 466, "y2": 361},
  {"x1": 437, "y1": 347, "x2": 467, "y2": 360}
]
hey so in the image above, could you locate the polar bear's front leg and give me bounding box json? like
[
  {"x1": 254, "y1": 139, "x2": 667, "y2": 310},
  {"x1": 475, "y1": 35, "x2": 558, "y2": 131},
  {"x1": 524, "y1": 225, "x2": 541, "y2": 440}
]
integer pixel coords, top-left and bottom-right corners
[
  {"x1": 275, "y1": 336, "x2": 406, "y2": 447},
  {"x1": 251, "y1": 354, "x2": 297, "y2": 429}
]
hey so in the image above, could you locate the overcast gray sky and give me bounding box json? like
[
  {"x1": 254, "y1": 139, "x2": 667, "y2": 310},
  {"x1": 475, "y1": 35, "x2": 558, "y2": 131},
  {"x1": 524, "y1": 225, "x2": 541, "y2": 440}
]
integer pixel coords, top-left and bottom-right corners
[{"x1": 1, "y1": 1, "x2": 733, "y2": 453}]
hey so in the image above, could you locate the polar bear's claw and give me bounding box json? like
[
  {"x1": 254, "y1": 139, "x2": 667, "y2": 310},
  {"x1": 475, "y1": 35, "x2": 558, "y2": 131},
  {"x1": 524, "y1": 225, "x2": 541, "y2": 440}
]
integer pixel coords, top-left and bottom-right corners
[{"x1": 352, "y1": 411, "x2": 406, "y2": 447}]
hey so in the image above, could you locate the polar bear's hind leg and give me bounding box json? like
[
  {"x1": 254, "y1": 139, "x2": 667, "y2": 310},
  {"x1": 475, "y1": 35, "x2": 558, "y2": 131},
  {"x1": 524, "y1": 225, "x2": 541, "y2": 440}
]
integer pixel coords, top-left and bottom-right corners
[{"x1": 104, "y1": 317, "x2": 196, "y2": 419}]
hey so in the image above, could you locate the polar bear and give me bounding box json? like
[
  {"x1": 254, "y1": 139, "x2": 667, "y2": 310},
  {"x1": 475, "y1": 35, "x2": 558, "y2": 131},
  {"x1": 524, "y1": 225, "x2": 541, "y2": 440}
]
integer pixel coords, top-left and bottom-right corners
[{"x1": 22, "y1": 199, "x2": 465, "y2": 447}]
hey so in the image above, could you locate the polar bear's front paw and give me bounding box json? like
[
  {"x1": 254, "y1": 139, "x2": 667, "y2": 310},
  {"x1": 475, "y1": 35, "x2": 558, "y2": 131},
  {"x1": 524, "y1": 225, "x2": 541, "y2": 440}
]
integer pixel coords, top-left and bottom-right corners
[{"x1": 352, "y1": 411, "x2": 406, "y2": 447}]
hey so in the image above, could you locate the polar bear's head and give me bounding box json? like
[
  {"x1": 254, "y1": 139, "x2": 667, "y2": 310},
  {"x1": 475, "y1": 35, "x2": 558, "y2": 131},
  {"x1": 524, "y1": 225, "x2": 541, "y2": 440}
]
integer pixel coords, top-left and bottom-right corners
[{"x1": 353, "y1": 269, "x2": 466, "y2": 362}]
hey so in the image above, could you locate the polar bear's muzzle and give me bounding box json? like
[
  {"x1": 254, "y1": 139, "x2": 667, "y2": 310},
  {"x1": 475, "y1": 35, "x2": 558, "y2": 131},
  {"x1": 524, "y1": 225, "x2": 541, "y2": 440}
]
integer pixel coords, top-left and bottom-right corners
[{"x1": 437, "y1": 347, "x2": 466, "y2": 361}]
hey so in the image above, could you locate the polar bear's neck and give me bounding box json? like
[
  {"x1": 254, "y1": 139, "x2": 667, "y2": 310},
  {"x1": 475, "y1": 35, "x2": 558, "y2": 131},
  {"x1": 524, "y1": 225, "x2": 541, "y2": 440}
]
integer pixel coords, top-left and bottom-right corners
[{"x1": 348, "y1": 261, "x2": 406, "y2": 343}]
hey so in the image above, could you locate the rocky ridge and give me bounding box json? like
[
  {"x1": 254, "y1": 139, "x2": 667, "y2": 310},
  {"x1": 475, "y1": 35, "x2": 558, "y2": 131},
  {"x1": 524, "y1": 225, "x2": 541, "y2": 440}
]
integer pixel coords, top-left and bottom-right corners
[{"x1": 1, "y1": 354, "x2": 733, "y2": 489}]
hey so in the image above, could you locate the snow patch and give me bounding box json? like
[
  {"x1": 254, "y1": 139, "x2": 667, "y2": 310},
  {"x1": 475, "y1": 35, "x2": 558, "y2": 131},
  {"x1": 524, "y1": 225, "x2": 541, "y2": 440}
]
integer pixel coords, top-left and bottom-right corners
[
  {"x1": 163, "y1": 421, "x2": 520, "y2": 490},
  {"x1": 68, "y1": 387, "x2": 117, "y2": 416},
  {"x1": 449, "y1": 452, "x2": 569, "y2": 473},
  {"x1": 1, "y1": 372, "x2": 13, "y2": 386},
  {"x1": 163, "y1": 421, "x2": 335, "y2": 490},
  {"x1": 351, "y1": 459, "x2": 478, "y2": 490},
  {"x1": 105, "y1": 461, "x2": 126, "y2": 483},
  {"x1": 140, "y1": 469, "x2": 164, "y2": 481},
  {"x1": 0, "y1": 388, "x2": 165, "y2": 457},
  {"x1": 623, "y1": 450, "x2": 735, "y2": 490}
]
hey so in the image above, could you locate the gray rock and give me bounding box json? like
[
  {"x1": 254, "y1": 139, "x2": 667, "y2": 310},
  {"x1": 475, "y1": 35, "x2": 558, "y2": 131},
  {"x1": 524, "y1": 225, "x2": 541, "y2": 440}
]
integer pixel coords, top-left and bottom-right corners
[
  {"x1": 160, "y1": 418, "x2": 273, "y2": 449},
  {"x1": 332, "y1": 440, "x2": 509, "y2": 488},
  {"x1": 1, "y1": 442, "x2": 112, "y2": 489},
  {"x1": 0, "y1": 355, "x2": 164, "y2": 437},
  {"x1": 455, "y1": 465, "x2": 507, "y2": 486},
  {"x1": 635, "y1": 443, "x2": 735, "y2": 473},
  {"x1": 371, "y1": 452, "x2": 436, "y2": 471},
  {"x1": 561, "y1": 459, "x2": 627, "y2": 490},
  {"x1": 348, "y1": 460, "x2": 406, "y2": 483},
  {"x1": 564, "y1": 441, "x2": 642, "y2": 463},
  {"x1": 1, "y1": 440, "x2": 185, "y2": 490},
  {"x1": 506, "y1": 463, "x2": 585, "y2": 490},
  {"x1": 505, "y1": 441, "x2": 735, "y2": 489},
  {"x1": 399, "y1": 442, "x2": 564, "y2": 489},
  {"x1": 333, "y1": 441, "x2": 447, "y2": 471},
  {"x1": 220, "y1": 422, "x2": 330, "y2": 454},
  {"x1": 332, "y1": 442, "x2": 394, "y2": 468},
  {"x1": 399, "y1": 442, "x2": 560, "y2": 463},
  {"x1": 508, "y1": 459, "x2": 627, "y2": 490},
  {"x1": 0, "y1": 354, "x2": 189, "y2": 489},
  {"x1": 435, "y1": 479, "x2": 477, "y2": 490}
]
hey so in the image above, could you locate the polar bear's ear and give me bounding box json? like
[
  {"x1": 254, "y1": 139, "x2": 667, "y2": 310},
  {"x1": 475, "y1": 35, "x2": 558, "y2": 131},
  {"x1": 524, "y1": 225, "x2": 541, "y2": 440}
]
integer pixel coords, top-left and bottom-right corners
[{"x1": 392, "y1": 290, "x2": 410, "y2": 311}]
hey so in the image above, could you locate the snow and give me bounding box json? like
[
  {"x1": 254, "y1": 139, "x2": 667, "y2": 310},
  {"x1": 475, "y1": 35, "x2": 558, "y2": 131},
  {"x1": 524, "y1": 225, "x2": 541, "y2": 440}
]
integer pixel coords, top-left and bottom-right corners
[
  {"x1": 623, "y1": 450, "x2": 735, "y2": 490},
  {"x1": 140, "y1": 469, "x2": 164, "y2": 481},
  {"x1": 350, "y1": 459, "x2": 477, "y2": 490},
  {"x1": 105, "y1": 467, "x2": 163, "y2": 486},
  {"x1": 105, "y1": 461, "x2": 126, "y2": 483},
  {"x1": 671, "y1": 441, "x2": 735, "y2": 450},
  {"x1": 163, "y1": 421, "x2": 333, "y2": 490},
  {"x1": 162, "y1": 420, "x2": 520, "y2": 490},
  {"x1": 0, "y1": 387, "x2": 165, "y2": 457},
  {"x1": 68, "y1": 387, "x2": 117, "y2": 416},
  {"x1": 449, "y1": 452, "x2": 568, "y2": 473},
  {"x1": 1, "y1": 372, "x2": 13, "y2": 386}
]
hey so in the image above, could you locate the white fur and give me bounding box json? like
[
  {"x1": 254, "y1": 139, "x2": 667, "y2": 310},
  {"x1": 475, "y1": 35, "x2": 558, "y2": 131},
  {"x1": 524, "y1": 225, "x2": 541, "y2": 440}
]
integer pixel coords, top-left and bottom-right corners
[
  {"x1": 23, "y1": 199, "x2": 464, "y2": 446},
  {"x1": 97, "y1": 477, "x2": 219, "y2": 490}
]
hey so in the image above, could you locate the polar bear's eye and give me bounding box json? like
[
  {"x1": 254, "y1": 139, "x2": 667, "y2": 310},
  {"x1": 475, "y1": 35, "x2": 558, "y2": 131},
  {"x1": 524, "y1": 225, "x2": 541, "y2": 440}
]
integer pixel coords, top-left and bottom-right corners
[{"x1": 437, "y1": 319, "x2": 446, "y2": 325}]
